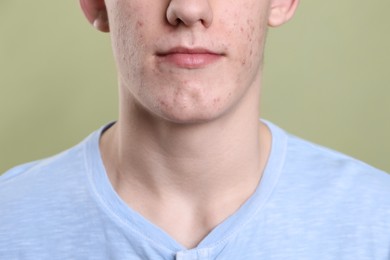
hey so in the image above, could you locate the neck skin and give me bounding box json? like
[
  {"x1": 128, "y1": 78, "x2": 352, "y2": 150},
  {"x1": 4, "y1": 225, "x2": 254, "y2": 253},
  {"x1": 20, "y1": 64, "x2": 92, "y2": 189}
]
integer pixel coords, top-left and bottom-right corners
[{"x1": 100, "y1": 77, "x2": 272, "y2": 249}]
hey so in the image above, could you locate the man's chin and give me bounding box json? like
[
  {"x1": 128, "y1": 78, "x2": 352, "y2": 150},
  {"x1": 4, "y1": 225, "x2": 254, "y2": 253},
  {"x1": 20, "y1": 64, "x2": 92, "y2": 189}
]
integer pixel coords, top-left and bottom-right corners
[{"x1": 155, "y1": 109, "x2": 224, "y2": 126}]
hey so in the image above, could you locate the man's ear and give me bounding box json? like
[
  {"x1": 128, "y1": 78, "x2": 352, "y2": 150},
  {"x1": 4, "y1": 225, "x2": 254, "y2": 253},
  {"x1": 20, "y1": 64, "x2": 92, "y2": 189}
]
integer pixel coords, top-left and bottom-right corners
[
  {"x1": 268, "y1": 0, "x2": 299, "y2": 27},
  {"x1": 79, "y1": 0, "x2": 110, "y2": 32}
]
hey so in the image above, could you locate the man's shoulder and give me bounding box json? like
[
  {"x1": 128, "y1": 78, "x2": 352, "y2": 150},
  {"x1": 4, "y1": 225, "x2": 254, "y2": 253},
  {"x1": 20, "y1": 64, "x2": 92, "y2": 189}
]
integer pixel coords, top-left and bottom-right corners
[
  {"x1": 0, "y1": 126, "x2": 105, "y2": 186},
  {"x1": 253, "y1": 128, "x2": 390, "y2": 260},
  {"x1": 0, "y1": 134, "x2": 94, "y2": 209},
  {"x1": 264, "y1": 121, "x2": 389, "y2": 184},
  {"x1": 287, "y1": 133, "x2": 388, "y2": 174},
  {"x1": 264, "y1": 128, "x2": 390, "y2": 244},
  {"x1": 1, "y1": 142, "x2": 84, "y2": 186},
  {"x1": 282, "y1": 133, "x2": 390, "y2": 203},
  {"x1": 0, "y1": 130, "x2": 110, "y2": 258}
]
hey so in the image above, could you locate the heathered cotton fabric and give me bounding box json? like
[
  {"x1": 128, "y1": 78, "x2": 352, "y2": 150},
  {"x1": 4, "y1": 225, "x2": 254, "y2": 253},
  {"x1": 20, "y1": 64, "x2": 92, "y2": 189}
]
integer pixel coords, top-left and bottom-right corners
[{"x1": 1, "y1": 121, "x2": 390, "y2": 260}]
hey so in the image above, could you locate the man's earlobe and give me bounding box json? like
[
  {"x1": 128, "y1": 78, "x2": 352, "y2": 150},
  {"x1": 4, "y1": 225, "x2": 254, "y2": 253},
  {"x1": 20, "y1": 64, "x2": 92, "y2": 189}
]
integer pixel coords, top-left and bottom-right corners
[
  {"x1": 79, "y1": 0, "x2": 110, "y2": 32},
  {"x1": 268, "y1": 0, "x2": 299, "y2": 27}
]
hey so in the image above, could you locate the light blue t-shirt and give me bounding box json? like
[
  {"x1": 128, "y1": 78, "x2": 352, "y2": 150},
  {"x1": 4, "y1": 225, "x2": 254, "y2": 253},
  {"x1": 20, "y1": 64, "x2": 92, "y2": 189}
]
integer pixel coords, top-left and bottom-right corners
[{"x1": 1, "y1": 121, "x2": 390, "y2": 260}]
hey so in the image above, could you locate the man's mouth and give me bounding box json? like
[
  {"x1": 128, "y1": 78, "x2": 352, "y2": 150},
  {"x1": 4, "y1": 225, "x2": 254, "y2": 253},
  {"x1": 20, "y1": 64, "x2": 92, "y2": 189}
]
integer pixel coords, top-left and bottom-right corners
[{"x1": 156, "y1": 47, "x2": 224, "y2": 69}]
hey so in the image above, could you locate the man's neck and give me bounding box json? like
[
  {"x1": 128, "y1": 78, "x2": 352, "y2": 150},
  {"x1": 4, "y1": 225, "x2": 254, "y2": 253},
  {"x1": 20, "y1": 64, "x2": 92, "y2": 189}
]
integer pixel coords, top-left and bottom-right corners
[{"x1": 99, "y1": 88, "x2": 271, "y2": 248}]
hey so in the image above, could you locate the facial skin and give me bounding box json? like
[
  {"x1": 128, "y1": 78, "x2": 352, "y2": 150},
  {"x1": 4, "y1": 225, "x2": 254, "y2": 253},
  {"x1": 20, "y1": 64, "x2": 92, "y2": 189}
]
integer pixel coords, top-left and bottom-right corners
[
  {"x1": 111, "y1": 0, "x2": 267, "y2": 124},
  {"x1": 82, "y1": 0, "x2": 299, "y2": 125}
]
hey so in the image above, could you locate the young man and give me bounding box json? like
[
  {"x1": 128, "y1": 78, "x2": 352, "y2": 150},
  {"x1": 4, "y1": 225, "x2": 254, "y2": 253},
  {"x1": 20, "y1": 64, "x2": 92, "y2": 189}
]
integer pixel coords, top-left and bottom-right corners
[{"x1": 1, "y1": 0, "x2": 389, "y2": 259}]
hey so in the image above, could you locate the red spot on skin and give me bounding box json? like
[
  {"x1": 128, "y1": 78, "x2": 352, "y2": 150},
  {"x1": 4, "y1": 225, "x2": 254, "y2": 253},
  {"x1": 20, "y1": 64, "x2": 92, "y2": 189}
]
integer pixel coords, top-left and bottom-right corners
[
  {"x1": 137, "y1": 21, "x2": 144, "y2": 27},
  {"x1": 213, "y1": 98, "x2": 221, "y2": 105}
]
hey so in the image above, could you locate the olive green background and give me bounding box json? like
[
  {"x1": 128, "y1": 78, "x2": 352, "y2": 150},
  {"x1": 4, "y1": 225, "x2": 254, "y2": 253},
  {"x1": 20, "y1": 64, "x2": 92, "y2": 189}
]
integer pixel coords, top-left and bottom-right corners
[{"x1": 0, "y1": 1, "x2": 389, "y2": 174}]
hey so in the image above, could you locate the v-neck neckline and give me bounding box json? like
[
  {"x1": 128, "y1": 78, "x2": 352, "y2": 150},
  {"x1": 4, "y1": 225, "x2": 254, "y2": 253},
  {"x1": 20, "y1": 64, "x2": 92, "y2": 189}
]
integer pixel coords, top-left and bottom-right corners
[{"x1": 84, "y1": 120, "x2": 288, "y2": 253}]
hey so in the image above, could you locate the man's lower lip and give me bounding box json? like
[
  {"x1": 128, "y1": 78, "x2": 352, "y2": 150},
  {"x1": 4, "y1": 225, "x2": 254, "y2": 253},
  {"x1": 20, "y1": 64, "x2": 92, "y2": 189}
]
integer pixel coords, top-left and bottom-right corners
[{"x1": 157, "y1": 53, "x2": 222, "y2": 69}]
